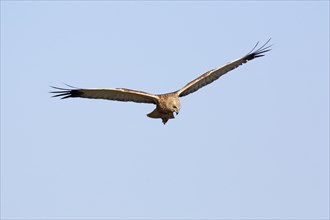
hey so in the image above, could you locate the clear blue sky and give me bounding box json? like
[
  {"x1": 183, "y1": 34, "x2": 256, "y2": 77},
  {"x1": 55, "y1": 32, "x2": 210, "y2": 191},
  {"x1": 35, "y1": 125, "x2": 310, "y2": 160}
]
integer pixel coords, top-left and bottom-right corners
[{"x1": 1, "y1": 1, "x2": 329, "y2": 219}]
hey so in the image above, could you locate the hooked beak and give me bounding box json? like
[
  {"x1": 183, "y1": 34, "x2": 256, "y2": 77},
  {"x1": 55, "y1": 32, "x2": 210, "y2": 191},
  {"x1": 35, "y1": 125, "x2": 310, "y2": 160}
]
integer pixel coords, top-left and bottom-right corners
[{"x1": 173, "y1": 107, "x2": 180, "y2": 115}]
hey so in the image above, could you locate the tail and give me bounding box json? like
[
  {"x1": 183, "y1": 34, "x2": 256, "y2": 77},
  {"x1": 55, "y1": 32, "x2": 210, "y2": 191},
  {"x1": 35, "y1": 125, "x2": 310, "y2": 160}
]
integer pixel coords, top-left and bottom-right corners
[
  {"x1": 147, "y1": 108, "x2": 161, "y2": 118},
  {"x1": 147, "y1": 108, "x2": 175, "y2": 124}
]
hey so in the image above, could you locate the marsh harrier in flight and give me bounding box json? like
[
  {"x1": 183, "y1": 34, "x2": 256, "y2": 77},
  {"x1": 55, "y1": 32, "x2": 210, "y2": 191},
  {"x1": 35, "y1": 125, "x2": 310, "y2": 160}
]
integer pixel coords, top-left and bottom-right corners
[{"x1": 51, "y1": 40, "x2": 271, "y2": 124}]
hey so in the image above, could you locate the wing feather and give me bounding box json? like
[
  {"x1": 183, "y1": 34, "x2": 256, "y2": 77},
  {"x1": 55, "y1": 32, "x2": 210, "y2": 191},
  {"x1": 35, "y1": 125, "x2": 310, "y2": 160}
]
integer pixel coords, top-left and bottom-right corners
[
  {"x1": 51, "y1": 86, "x2": 159, "y2": 104},
  {"x1": 177, "y1": 39, "x2": 272, "y2": 97}
]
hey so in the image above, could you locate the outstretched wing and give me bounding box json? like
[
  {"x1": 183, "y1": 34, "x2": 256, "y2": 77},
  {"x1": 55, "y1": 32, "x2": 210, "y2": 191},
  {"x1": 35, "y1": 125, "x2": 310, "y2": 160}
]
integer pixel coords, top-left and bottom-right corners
[
  {"x1": 177, "y1": 39, "x2": 272, "y2": 97},
  {"x1": 51, "y1": 86, "x2": 159, "y2": 104}
]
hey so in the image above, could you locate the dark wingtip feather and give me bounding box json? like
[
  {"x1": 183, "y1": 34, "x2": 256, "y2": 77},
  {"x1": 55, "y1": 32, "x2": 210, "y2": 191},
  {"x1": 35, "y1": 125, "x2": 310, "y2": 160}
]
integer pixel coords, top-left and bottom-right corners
[
  {"x1": 50, "y1": 84, "x2": 82, "y2": 99},
  {"x1": 245, "y1": 38, "x2": 272, "y2": 60}
]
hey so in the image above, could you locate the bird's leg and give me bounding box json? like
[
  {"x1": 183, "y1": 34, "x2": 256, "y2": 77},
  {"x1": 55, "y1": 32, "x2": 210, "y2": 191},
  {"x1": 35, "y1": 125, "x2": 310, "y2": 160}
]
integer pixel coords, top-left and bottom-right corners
[{"x1": 162, "y1": 117, "x2": 168, "y2": 125}]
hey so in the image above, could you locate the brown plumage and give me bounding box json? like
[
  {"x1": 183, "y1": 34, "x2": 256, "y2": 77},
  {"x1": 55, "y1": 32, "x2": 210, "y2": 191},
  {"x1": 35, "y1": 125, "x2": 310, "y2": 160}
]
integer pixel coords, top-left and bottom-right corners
[{"x1": 51, "y1": 39, "x2": 272, "y2": 124}]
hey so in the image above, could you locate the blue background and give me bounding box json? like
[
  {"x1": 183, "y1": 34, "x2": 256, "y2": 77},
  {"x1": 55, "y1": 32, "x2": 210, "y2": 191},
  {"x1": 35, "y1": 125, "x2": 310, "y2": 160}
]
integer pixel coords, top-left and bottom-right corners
[{"x1": 1, "y1": 1, "x2": 329, "y2": 219}]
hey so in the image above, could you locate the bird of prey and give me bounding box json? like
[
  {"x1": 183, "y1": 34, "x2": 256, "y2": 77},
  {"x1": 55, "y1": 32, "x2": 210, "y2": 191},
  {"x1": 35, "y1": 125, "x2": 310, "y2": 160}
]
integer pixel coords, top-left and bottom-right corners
[{"x1": 51, "y1": 40, "x2": 271, "y2": 124}]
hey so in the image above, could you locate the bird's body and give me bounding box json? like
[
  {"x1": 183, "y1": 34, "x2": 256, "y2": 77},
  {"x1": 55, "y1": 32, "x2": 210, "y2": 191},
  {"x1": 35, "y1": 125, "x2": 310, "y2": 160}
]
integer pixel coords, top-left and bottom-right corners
[
  {"x1": 146, "y1": 93, "x2": 180, "y2": 124},
  {"x1": 51, "y1": 40, "x2": 271, "y2": 124}
]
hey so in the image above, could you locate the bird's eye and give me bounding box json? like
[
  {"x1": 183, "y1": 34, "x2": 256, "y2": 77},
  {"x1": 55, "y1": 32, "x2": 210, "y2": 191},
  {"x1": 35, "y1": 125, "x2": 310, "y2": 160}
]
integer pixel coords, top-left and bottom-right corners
[{"x1": 173, "y1": 105, "x2": 177, "y2": 109}]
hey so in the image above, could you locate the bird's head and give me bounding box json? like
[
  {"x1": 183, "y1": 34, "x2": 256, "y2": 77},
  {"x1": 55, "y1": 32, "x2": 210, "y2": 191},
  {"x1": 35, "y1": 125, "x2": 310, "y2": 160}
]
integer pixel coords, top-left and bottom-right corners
[{"x1": 168, "y1": 97, "x2": 181, "y2": 115}]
